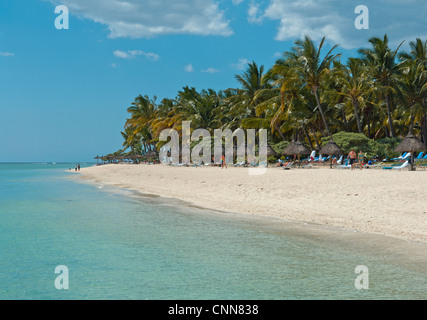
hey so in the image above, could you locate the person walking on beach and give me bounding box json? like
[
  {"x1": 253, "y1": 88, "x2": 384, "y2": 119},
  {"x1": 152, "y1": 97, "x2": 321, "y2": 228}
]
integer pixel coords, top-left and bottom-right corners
[
  {"x1": 75, "y1": 164, "x2": 77, "y2": 171},
  {"x1": 358, "y1": 151, "x2": 364, "y2": 170},
  {"x1": 78, "y1": 164, "x2": 80, "y2": 171},
  {"x1": 221, "y1": 154, "x2": 227, "y2": 169},
  {"x1": 348, "y1": 150, "x2": 357, "y2": 170}
]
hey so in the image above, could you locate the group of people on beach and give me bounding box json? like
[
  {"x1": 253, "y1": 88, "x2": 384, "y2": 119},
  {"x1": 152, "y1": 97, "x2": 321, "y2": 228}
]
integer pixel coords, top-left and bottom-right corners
[
  {"x1": 74, "y1": 163, "x2": 80, "y2": 171},
  {"x1": 347, "y1": 150, "x2": 365, "y2": 170}
]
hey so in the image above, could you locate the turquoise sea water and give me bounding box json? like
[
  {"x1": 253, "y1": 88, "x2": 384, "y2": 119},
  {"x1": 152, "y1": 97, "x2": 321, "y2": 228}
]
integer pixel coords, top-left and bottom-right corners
[{"x1": 0, "y1": 163, "x2": 426, "y2": 300}]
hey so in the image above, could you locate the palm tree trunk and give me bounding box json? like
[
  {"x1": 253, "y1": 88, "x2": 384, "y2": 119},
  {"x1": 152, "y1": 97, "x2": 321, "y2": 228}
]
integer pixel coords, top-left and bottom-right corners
[
  {"x1": 385, "y1": 94, "x2": 396, "y2": 138},
  {"x1": 310, "y1": 127, "x2": 321, "y2": 150},
  {"x1": 275, "y1": 124, "x2": 287, "y2": 142},
  {"x1": 341, "y1": 108, "x2": 348, "y2": 130},
  {"x1": 303, "y1": 125, "x2": 314, "y2": 150},
  {"x1": 423, "y1": 112, "x2": 427, "y2": 149},
  {"x1": 409, "y1": 111, "x2": 415, "y2": 132},
  {"x1": 313, "y1": 89, "x2": 331, "y2": 136},
  {"x1": 367, "y1": 108, "x2": 373, "y2": 139},
  {"x1": 352, "y1": 98, "x2": 363, "y2": 134}
]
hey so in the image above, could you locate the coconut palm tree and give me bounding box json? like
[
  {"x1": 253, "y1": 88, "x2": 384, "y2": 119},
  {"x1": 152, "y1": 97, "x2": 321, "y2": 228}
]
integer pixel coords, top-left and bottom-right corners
[
  {"x1": 333, "y1": 58, "x2": 375, "y2": 134},
  {"x1": 283, "y1": 36, "x2": 341, "y2": 137},
  {"x1": 359, "y1": 34, "x2": 404, "y2": 138},
  {"x1": 124, "y1": 94, "x2": 158, "y2": 151},
  {"x1": 396, "y1": 59, "x2": 427, "y2": 132},
  {"x1": 399, "y1": 38, "x2": 427, "y2": 147},
  {"x1": 225, "y1": 61, "x2": 274, "y2": 130}
]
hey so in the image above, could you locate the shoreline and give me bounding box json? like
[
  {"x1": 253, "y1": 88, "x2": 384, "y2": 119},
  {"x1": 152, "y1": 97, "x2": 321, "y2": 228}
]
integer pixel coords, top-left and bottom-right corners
[{"x1": 72, "y1": 164, "x2": 427, "y2": 244}]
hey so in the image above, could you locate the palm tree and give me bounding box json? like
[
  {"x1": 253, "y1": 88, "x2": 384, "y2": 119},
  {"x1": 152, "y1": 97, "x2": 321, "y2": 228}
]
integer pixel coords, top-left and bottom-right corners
[
  {"x1": 124, "y1": 94, "x2": 157, "y2": 151},
  {"x1": 173, "y1": 87, "x2": 224, "y2": 133},
  {"x1": 283, "y1": 36, "x2": 341, "y2": 137},
  {"x1": 359, "y1": 34, "x2": 404, "y2": 138},
  {"x1": 396, "y1": 59, "x2": 427, "y2": 132},
  {"x1": 334, "y1": 58, "x2": 374, "y2": 134},
  {"x1": 225, "y1": 61, "x2": 273, "y2": 128},
  {"x1": 399, "y1": 38, "x2": 427, "y2": 147}
]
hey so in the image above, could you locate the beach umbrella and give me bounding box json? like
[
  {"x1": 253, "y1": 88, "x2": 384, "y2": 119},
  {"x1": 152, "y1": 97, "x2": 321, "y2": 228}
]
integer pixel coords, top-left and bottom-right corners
[
  {"x1": 319, "y1": 139, "x2": 345, "y2": 168},
  {"x1": 144, "y1": 150, "x2": 159, "y2": 161},
  {"x1": 395, "y1": 129, "x2": 426, "y2": 171},
  {"x1": 283, "y1": 141, "x2": 310, "y2": 167},
  {"x1": 94, "y1": 155, "x2": 100, "y2": 165}
]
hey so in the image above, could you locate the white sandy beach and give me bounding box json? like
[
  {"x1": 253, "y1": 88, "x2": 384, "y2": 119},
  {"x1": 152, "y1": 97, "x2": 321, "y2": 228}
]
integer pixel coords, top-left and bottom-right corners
[{"x1": 76, "y1": 164, "x2": 427, "y2": 243}]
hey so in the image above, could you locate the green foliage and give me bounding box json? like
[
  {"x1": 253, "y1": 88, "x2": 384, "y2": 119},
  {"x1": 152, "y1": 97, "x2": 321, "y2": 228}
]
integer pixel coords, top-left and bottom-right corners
[
  {"x1": 271, "y1": 141, "x2": 290, "y2": 155},
  {"x1": 268, "y1": 156, "x2": 278, "y2": 163},
  {"x1": 117, "y1": 35, "x2": 427, "y2": 161},
  {"x1": 322, "y1": 131, "x2": 403, "y2": 159},
  {"x1": 375, "y1": 137, "x2": 402, "y2": 159}
]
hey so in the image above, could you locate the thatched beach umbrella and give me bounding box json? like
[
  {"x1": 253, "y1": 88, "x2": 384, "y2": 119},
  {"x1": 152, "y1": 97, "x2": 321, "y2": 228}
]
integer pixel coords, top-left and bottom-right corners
[
  {"x1": 319, "y1": 139, "x2": 345, "y2": 168},
  {"x1": 283, "y1": 141, "x2": 310, "y2": 167},
  {"x1": 94, "y1": 155, "x2": 101, "y2": 165},
  {"x1": 144, "y1": 150, "x2": 159, "y2": 161},
  {"x1": 395, "y1": 129, "x2": 426, "y2": 171},
  {"x1": 267, "y1": 144, "x2": 278, "y2": 158}
]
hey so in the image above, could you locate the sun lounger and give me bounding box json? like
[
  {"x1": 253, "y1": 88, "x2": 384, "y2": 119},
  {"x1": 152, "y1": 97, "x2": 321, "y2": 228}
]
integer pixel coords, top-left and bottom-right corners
[
  {"x1": 415, "y1": 152, "x2": 424, "y2": 160},
  {"x1": 418, "y1": 163, "x2": 427, "y2": 170},
  {"x1": 402, "y1": 153, "x2": 411, "y2": 160},
  {"x1": 382, "y1": 161, "x2": 409, "y2": 170},
  {"x1": 283, "y1": 161, "x2": 294, "y2": 170},
  {"x1": 337, "y1": 164, "x2": 351, "y2": 169},
  {"x1": 234, "y1": 161, "x2": 246, "y2": 167},
  {"x1": 391, "y1": 152, "x2": 407, "y2": 161},
  {"x1": 337, "y1": 159, "x2": 351, "y2": 169}
]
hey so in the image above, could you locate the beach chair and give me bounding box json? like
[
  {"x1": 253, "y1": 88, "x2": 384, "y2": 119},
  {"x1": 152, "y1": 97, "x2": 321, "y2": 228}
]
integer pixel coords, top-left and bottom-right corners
[
  {"x1": 391, "y1": 152, "x2": 407, "y2": 161},
  {"x1": 234, "y1": 161, "x2": 245, "y2": 167},
  {"x1": 337, "y1": 155, "x2": 343, "y2": 165},
  {"x1": 337, "y1": 159, "x2": 351, "y2": 169},
  {"x1": 283, "y1": 162, "x2": 293, "y2": 170},
  {"x1": 402, "y1": 153, "x2": 411, "y2": 160},
  {"x1": 418, "y1": 163, "x2": 427, "y2": 170},
  {"x1": 415, "y1": 152, "x2": 424, "y2": 160},
  {"x1": 382, "y1": 161, "x2": 409, "y2": 170}
]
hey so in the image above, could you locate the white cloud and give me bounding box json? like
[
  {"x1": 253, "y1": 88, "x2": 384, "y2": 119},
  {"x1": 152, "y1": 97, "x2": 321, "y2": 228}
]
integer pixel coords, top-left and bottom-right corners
[
  {"x1": 232, "y1": 58, "x2": 250, "y2": 70},
  {"x1": 113, "y1": 50, "x2": 131, "y2": 59},
  {"x1": 50, "y1": 0, "x2": 233, "y2": 38},
  {"x1": 202, "y1": 67, "x2": 220, "y2": 73},
  {"x1": 113, "y1": 50, "x2": 159, "y2": 61},
  {"x1": 232, "y1": 0, "x2": 244, "y2": 5},
  {"x1": 247, "y1": 2, "x2": 262, "y2": 24},
  {"x1": 256, "y1": 0, "x2": 427, "y2": 49},
  {"x1": 185, "y1": 63, "x2": 195, "y2": 72},
  {"x1": 0, "y1": 52, "x2": 14, "y2": 57}
]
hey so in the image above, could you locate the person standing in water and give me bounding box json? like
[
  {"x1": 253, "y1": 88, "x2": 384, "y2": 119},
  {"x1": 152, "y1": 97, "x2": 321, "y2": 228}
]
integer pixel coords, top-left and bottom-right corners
[{"x1": 78, "y1": 164, "x2": 81, "y2": 171}]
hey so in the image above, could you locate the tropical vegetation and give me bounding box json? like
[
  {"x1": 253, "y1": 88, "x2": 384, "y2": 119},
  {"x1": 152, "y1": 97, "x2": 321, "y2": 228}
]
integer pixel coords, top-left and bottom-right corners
[{"x1": 105, "y1": 35, "x2": 427, "y2": 162}]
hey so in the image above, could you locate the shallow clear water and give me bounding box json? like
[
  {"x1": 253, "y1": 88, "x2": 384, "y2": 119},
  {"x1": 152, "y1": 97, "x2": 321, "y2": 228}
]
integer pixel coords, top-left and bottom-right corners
[{"x1": 0, "y1": 163, "x2": 426, "y2": 300}]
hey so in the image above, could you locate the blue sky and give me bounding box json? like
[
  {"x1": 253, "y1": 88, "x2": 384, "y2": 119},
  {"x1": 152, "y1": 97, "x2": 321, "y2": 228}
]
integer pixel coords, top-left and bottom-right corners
[{"x1": 0, "y1": 0, "x2": 426, "y2": 162}]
